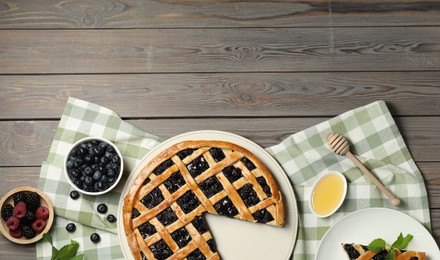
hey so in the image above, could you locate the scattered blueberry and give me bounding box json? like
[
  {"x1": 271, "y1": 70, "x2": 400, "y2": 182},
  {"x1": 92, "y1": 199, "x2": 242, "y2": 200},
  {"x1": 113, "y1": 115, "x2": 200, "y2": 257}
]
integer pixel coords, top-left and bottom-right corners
[
  {"x1": 70, "y1": 190, "x2": 80, "y2": 200},
  {"x1": 107, "y1": 214, "x2": 117, "y2": 223},
  {"x1": 90, "y1": 233, "x2": 101, "y2": 243},
  {"x1": 97, "y1": 203, "x2": 108, "y2": 214},
  {"x1": 66, "y1": 223, "x2": 76, "y2": 233}
]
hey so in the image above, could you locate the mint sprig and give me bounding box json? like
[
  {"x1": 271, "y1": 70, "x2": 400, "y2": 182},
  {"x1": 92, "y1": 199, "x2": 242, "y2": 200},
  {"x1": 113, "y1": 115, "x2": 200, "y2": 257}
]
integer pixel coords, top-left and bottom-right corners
[
  {"x1": 367, "y1": 233, "x2": 413, "y2": 260},
  {"x1": 43, "y1": 233, "x2": 84, "y2": 260}
]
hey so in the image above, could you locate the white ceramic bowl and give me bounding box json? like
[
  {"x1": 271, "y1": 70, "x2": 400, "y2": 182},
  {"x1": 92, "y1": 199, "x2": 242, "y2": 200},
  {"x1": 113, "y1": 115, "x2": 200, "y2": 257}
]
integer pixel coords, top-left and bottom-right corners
[
  {"x1": 64, "y1": 137, "x2": 124, "y2": 196},
  {"x1": 309, "y1": 171, "x2": 347, "y2": 218}
]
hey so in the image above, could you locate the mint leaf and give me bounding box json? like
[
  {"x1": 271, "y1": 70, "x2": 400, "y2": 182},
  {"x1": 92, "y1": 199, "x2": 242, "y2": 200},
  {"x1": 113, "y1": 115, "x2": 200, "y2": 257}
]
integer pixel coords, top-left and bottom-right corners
[
  {"x1": 398, "y1": 234, "x2": 413, "y2": 250},
  {"x1": 368, "y1": 238, "x2": 386, "y2": 252},
  {"x1": 386, "y1": 248, "x2": 396, "y2": 260},
  {"x1": 71, "y1": 254, "x2": 84, "y2": 260},
  {"x1": 391, "y1": 233, "x2": 403, "y2": 248},
  {"x1": 43, "y1": 233, "x2": 59, "y2": 257},
  {"x1": 53, "y1": 240, "x2": 80, "y2": 260}
]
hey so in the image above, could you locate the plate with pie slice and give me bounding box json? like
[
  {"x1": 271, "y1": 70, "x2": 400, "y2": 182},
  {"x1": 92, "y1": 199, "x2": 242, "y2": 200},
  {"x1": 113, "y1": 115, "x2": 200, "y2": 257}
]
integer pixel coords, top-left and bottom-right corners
[
  {"x1": 118, "y1": 130, "x2": 298, "y2": 260},
  {"x1": 315, "y1": 207, "x2": 440, "y2": 260}
]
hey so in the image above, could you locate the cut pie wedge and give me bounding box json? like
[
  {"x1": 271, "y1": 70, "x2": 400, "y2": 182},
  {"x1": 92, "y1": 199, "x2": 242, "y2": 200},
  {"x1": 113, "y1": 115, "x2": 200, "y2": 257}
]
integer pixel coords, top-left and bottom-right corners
[
  {"x1": 342, "y1": 243, "x2": 426, "y2": 260},
  {"x1": 123, "y1": 140, "x2": 284, "y2": 260}
]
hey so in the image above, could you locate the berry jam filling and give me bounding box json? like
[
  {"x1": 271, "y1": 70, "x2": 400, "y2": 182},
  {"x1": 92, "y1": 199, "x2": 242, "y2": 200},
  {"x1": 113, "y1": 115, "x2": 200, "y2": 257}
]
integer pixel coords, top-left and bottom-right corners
[
  {"x1": 214, "y1": 197, "x2": 238, "y2": 217},
  {"x1": 153, "y1": 159, "x2": 174, "y2": 175},
  {"x1": 187, "y1": 249, "x2": 206, "y2": 260},
  {"x1": 222, "y1": 166, "x2": 243, "y2": 183},
  {"x1": 141, "y1": 187, "x2": 164, "y2": 209},
  {"x1": 207, "y1": 239, "x2": 217, "y2": 253},
  {"x1": 191, "y1": 215, "x2": 209, "y2": 234},
  {"x1": 199, "y1": 176, "x2": 223, "y2": 198},
  {"x1": 176, "y1": 191, "x2": 201, "y2": 214},
  {"x1": 156, "y1": 207, "x2": 178, "y2": 226},
  {"x1": 149, "y1": 239, "x2": 173, "y2": 260},
  {"x1": 209, "y1": 148, "x2": 225, "y2": 162},
  {"x1": 132, "y1": 208, "x2": 141, "y2": 219},
  {"x1": 187, "y1": 156, "x2": 209, "y2": 178},
  {"x1": 138, "y1": 222, "x2": 157, "y2": 239},
  {"x1": 256, "y1": 176, "x2": 272, "y2": 197},
  {"x1": 372, "y1": 250, "x2": 388, "y2": 260},
  {"x1": 142, "y1": 178, "x2": 151, "y2": 185},
  {"x1": 252, "y1": 208, "x2": 274, "y2": 223},
  {"x1": 241, "y1": 157, "x2": 256, "y2": 171},
  {"x1": 171, "y1": 227, "x2": 192, "y2": 248},
  {"x1": 343, "y1": 244, "x2": 360, "y2": 259},
  {"x1": 238, "y1": 184, "x2": 260, "y2": 207},
  {"x1": 164, "y1": 171, "x2": 186, "y2": 194},
  {"x1": 177, "y1": 148, "x2": 196, "y2": 160},
  {"x1": 140, "y1": 251, "x2": 147, "y2": 260}
]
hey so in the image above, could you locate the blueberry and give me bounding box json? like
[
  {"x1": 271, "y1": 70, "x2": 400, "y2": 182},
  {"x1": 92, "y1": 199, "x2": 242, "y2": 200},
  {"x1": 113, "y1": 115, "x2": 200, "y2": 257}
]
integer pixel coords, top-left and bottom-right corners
[
  {"x1": 66, "y1": 223, "x2": 76, "y2": 233},
  {"x1": 70, "y1": 190, "x2": 80, "y2": 200},
  {"x1": 100, "y1": 156, "x2": 110, "y2": 165},
  {"x1": 66, "y1": 160, "x2": 74, "y2": 169},
  {"x1": 97, "y1": 203, "x2": 108, "y2": 214},
  {"x1": 93, "y1": 171, "x2": 102, "y2": 181},
  {"x1": 84, "y1": 176, "x2": 94, "y2": 186},
  {"x1": 107, "y1": 169, "x2": 115, "y2": 177},
  {"x1": 84, "y1": 167, "x2": 93, "y2": 176},
  {"x1": 90, "y1": 233, "x2": 101, "y2": 243},
  {"x1": 97, "y1": 181, "x2": 108, "y2": 191},
  {"x1": 107, "y1": 214, "x2": 117, "y2": 223},
  {"x1": 111, "y1": 155, "x2": 120, "y2": 164}
]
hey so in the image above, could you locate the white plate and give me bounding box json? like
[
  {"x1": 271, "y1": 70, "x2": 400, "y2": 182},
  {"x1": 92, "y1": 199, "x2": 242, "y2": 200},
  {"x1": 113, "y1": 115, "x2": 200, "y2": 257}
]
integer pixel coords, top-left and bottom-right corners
[
  {"x1": 315, "y1": 207, "x2": 440, "y2": 260},
  {"x1": 118, "y1": 130, "x2": 298, "y2": 260}
]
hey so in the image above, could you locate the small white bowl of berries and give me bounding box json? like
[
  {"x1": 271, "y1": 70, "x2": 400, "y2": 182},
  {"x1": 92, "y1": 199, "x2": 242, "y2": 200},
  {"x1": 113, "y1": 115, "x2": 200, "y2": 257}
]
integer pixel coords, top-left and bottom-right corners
[
  {"x1": 64, "y1": 137, "x2": 124, "y2": 196},
  {"x1": 0, "y1": 186, "x2": 54, "y2": 244}
]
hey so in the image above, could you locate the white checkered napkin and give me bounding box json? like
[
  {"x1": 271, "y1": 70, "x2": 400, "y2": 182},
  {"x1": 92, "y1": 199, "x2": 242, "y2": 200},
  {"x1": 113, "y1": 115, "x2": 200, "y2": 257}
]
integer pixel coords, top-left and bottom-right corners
[
  {"x1": 37, "y1": 97, "x2": 162, "y2": 259},
  {"x1": 266, "y1": 101, "x2": 431, "y2": 260}
]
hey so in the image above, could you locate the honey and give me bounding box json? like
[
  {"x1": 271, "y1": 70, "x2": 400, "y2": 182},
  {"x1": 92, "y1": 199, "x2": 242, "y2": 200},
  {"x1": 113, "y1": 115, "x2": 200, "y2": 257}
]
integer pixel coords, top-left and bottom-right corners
[{"x1": 311, "y1": 173, "x2": 346, "y2": 217}]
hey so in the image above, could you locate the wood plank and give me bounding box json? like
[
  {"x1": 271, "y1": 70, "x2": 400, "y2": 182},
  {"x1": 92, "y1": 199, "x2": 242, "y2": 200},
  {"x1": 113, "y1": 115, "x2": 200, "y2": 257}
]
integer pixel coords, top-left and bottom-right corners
[
  {"x1": 1, "y1": 27, "x2": 440, "y2": 74},
  {"x1": 0, "y1": 117, "x2": 438, "y2": 167},
  {"x1": 0, "y1": 0, "x2": 439, "y2": 29},
  {"x1": 1, "y1": 72, "x2": 440, "y2": 119}
]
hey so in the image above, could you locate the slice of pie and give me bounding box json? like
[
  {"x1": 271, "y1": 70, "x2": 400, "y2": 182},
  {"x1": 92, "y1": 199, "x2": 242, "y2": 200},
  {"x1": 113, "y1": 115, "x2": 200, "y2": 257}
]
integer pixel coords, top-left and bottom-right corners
[
  {"x1": 123, "y1": 140, "x2": 284, "y2": 260},
  {"x1": 342, "y1": 243, "x2": 426, "y2": 260}
]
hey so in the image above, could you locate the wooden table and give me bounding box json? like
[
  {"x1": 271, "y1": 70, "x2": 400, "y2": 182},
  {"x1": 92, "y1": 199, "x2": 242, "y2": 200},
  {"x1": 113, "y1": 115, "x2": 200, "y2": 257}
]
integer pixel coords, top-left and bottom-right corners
[{"x1": 0, "y1": 1, "x2": 439, "y2": 258}]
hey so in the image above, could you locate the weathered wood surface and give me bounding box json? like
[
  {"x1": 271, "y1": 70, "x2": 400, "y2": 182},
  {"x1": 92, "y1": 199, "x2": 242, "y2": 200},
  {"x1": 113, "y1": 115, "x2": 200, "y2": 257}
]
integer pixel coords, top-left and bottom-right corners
[
  {"x1": 1, "y1": 27, "x2": 440, "y2": 74},
  {"x1": 1, "y1": 0, "x2": 439, "y2": 258},
  {"x1": 0, "y1": 117, "x2": 439, "y2": 167},
  {"x1": 0, "y1": 0, "x2": 439, "y2": 28},
  {"x1": 1, "y1": 72, "x2": 440, "y2": 119}
]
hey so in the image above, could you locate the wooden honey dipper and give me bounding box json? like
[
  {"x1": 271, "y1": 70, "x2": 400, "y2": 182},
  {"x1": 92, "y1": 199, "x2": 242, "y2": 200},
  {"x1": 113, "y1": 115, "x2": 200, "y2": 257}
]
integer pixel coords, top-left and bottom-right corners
[{"x1": 326, "y1": 133, "x2": 400, "y2": 206}]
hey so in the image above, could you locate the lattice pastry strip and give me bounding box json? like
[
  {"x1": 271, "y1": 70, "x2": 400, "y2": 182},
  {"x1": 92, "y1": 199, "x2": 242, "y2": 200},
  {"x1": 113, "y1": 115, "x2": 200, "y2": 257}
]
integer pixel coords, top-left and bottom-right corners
[{"x1": 123, "y1": 140, "x2": 284, "y2": 260}]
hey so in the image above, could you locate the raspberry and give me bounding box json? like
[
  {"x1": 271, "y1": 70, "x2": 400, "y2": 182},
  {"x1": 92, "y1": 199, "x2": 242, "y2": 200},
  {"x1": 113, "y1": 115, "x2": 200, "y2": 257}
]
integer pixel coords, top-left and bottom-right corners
[
  {"x1": 13, "y1": 202, "x2": 27, "y2": 219},
  {"x1": 22, "y1": 225, "x2": 36, "y2": 239},
  {"x1": 35, "y1": 206, "x2": 50, "y2": 220},
  {"x1": 9, "y1": 227, "x2": 22, "y2": 238},
  {"x1": 1, "y1": 204, "x2": 14, "y2": 221},
  {"x1": 6, "y1": 216, "x2": 20, "y2": 231},
  {"x1": 26, "y1": 192, "x2": 40, "y2": 213},
  {"x1": 32, "y1": 219, "x2": 46, "y2": 233},
  {"x1": 13, "y1": 192, "x2": 27, "y2": 206}
]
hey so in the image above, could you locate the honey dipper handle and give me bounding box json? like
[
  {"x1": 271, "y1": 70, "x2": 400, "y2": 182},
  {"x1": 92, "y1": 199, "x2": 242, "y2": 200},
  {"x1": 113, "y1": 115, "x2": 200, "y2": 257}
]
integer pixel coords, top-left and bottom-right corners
[{"x1": 346, "y1": 151, "x2": 401, "y2": 206}]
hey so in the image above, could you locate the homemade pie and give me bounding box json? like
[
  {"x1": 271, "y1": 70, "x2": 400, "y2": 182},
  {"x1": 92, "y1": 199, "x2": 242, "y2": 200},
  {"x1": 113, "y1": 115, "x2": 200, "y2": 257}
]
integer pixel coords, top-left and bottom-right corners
[
  {"x1": 123, "y1": 140, "x2": 284, "y2": 260},
  {"x1": 342, "y1": 243, "x2": 426, "y2": 260}
]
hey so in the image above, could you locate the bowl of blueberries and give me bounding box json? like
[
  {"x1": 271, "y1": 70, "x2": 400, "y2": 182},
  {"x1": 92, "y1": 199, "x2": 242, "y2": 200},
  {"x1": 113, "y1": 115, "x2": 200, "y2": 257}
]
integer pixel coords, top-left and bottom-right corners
[{"x1": 64, "y1": 137, "x2": 124, "y2": 196}]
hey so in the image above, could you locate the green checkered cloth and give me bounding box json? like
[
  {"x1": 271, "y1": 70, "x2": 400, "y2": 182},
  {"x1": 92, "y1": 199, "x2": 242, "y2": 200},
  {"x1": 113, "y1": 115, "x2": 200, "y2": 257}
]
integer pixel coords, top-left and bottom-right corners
[{"x1": 36, "y1": 97, "x2": 431, "y2": 260}]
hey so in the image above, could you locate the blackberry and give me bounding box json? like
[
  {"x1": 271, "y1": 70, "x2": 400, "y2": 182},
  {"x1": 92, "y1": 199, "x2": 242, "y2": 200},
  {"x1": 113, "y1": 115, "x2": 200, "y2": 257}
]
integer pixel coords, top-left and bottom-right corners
[
  {"x1": 26, "y1": 192, "x2": 40, "y2": 213},
  {"x1": 90, "y1": 233, "x2": 101, "y2": 243},
  {"x1": 23, "y1": 225, "x2": 36, "y2": 239},
  {"x1": 13, "y1": 192, "x2": 27, "y2": 206},
  {"x1": 66, "y1": 223, "x2": 76, "y2": 233},
  {"x1": 1, "y1": 204, "x2": 13, "y2": 221},
  {"x1": 21, "y1": 211, "x2": 35, "y2": 225}
]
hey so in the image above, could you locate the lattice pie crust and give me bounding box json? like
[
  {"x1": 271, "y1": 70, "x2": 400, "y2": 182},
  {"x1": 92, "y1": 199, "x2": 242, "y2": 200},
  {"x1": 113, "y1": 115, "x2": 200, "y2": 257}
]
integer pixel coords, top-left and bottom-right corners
[{"x1": 123, "y1": 140, "x2": 284, "y2": 260}]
